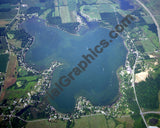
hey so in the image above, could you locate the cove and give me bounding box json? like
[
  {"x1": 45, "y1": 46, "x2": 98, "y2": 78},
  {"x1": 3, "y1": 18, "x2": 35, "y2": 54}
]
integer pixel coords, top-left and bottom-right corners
[{"x1": 22, "y1": 17, "x2": 127, "y2": 113}]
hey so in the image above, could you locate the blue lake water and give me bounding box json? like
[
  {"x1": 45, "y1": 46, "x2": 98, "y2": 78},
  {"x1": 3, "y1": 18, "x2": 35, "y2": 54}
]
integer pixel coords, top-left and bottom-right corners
[{"x1": 22, "y1": 18, "x2": 127, "y2": 113}]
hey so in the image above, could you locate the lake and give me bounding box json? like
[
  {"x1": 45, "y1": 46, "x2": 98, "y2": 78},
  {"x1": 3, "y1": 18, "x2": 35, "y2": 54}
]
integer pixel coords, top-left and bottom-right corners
[{"x1": 22, "y1": 17, "x2": 127, "y2": 113}]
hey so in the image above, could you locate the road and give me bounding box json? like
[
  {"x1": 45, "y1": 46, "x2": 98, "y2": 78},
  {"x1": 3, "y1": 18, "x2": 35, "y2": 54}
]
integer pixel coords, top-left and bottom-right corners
[
  {"x1": 136, "y1": 0, "x2": 160, "y2": 43},
  {"x1": 142, "y1": 111, "x2": 160, "y2": 115},
  {"x1": 81, "y1": 113, "x2": 103, "y2": 118}
]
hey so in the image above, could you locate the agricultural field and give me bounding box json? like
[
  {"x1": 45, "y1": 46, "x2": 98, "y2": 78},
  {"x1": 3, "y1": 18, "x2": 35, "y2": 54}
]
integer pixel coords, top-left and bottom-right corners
[
  {"x1": 59, "y1": 6, "x2": 71, "y2": 23},
  {"x1": 74, "y1": 115, "x2": 107, "y2": 128},
  {"x1": 54, "y1": 7, "x2": 60, "y2": 16},
  {"x1": 26, "y1": 120, "x2": 67, "y2": 128},
  {"x1": 4, "y1": 52, "x2": 18, "y2": 90},
  {"x1": 0, "y1": 3, "x2": 18, "y2": 27},
  {"x1": 116, "y1": 116, "x2": 134, "y2": 128},
  {"x1": 140, "y1": 25, "x2": 159, "y2": 52}
]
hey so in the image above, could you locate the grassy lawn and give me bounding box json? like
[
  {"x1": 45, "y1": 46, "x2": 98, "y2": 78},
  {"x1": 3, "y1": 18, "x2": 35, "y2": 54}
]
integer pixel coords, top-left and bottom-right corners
[
  {"x1": 74, "y1": 115, "x2": 107, "y2": 128},
  {"x1": 107, "y1": 119, "x2": 116, "y2": 128},
  {"x1": 26, "y1": 120, "x2": 66, "y2": 128}
]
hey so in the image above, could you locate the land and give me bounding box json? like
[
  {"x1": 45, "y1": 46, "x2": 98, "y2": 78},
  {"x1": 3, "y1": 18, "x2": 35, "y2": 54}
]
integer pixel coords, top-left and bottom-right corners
[{"x1": 0, "y1": 0, "x2": 160, "y2": 128}]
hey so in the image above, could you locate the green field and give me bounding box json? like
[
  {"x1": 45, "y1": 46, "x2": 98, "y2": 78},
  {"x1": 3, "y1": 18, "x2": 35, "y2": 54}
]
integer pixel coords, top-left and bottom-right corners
[
  {"x1": 26, "y1": 120, "x2": 67, "y2": 128},
  {"x1": 74, "y1": 115, "x2": 107, "y2": 128},
  {"x1": 40, "y1": 9, "x2": 52, "y2": 20},
  {"x1": 17, "y1": 76, "x2": 39, "y2": 81},
  {"x1": 6, "y1": 74, "x2": 40, "y2": 99},
  {"x1": 7, "y1": 81, "x2": 37, "y2": 99},
  {"x1": 59, "y1": 6, "x2": 71, "y2": 23},
  {"x1": 141, "y1": 25, "x2": 159, "y2": 52}
]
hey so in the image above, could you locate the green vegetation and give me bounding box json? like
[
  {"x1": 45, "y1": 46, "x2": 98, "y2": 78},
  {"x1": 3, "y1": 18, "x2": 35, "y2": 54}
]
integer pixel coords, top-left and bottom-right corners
[
  {"x1": 11, "y1": 117, "x2": 27, "y2": 128},
  {"x1": 0, "y1": 54, "x2": 9, "y2": 72},
  {"x1": 17, "y1": 67, "x2": 28, "y2": 77},
  {"x1": 7, "y1": 81, "x2": 37, "y2": 99},
  {"x1": 59, "y1": 22, "x2": 79, "y2": 34},
  {"x1": 6, "y1": 73, "x2": 40, "y2": 99},
  {"x1": 26, "y1": 7, "x2": 41, "y2": 14},
  {"x1": 81, "y1": 5, "x2": 101, "y2": 21},
  {"x1": 0, "y1": 6, "x2": 17, "y2": 19},
  {"x1": 116, "y1": 116, "x2": 134, "y2": 128},
  {"x1": 128, "y1": 53, "x2": 136, "y2": 69},
  {"x1": 145, "y1": 114, "x2": 160, "y2": 127},
  {"x1": 16, "y1": 81, "x2": 23, "y2": 88},
  {"x1": 133, "y1": 116, "x2": 146, "y2": 128},
  {"x1": 141, "y1": 25, "x2": 159, "y2": 52},
  {"x1": 0, "y1": 36, "x2": 8, "y2": 53},
  {"x1": 26, "y1": 120, "x2": 66, "y2": 128},
  {"x1": 100, "y1": 12, "x2": 122, "y2": 26},
  {"x1": 59, "y1": 6, "x2": 71, "y2": 23},
  {"x1": 67, "y1": 0, "x2": 77, "y2": 11},
  {"x1": 0, "y1": 27, "x2": 6, "y2": 36},
  {"x1": 106, "y1": 119, "x2": 116, "y2": 128},
  {"x1": 39, "y1": 9, "x2": 51, "y2": 20},
  {"x1": 74, "y1": 115, "x2": 107, "y2": 128},
  {"x1": 66, "y1": 120, "x2": 74, "y2": 128},
  {"x1": 17, "y1": 75, "x2": 39, "y2": 81},
  {"x1": 7, "y1": 29, "x2": 32, "y2": 48}
]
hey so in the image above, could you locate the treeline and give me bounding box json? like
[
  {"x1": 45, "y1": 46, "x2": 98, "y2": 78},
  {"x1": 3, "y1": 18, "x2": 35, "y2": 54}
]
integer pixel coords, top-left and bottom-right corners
[{"x1": 135, "y1": 66, "x2": 160, "y2": 109}]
